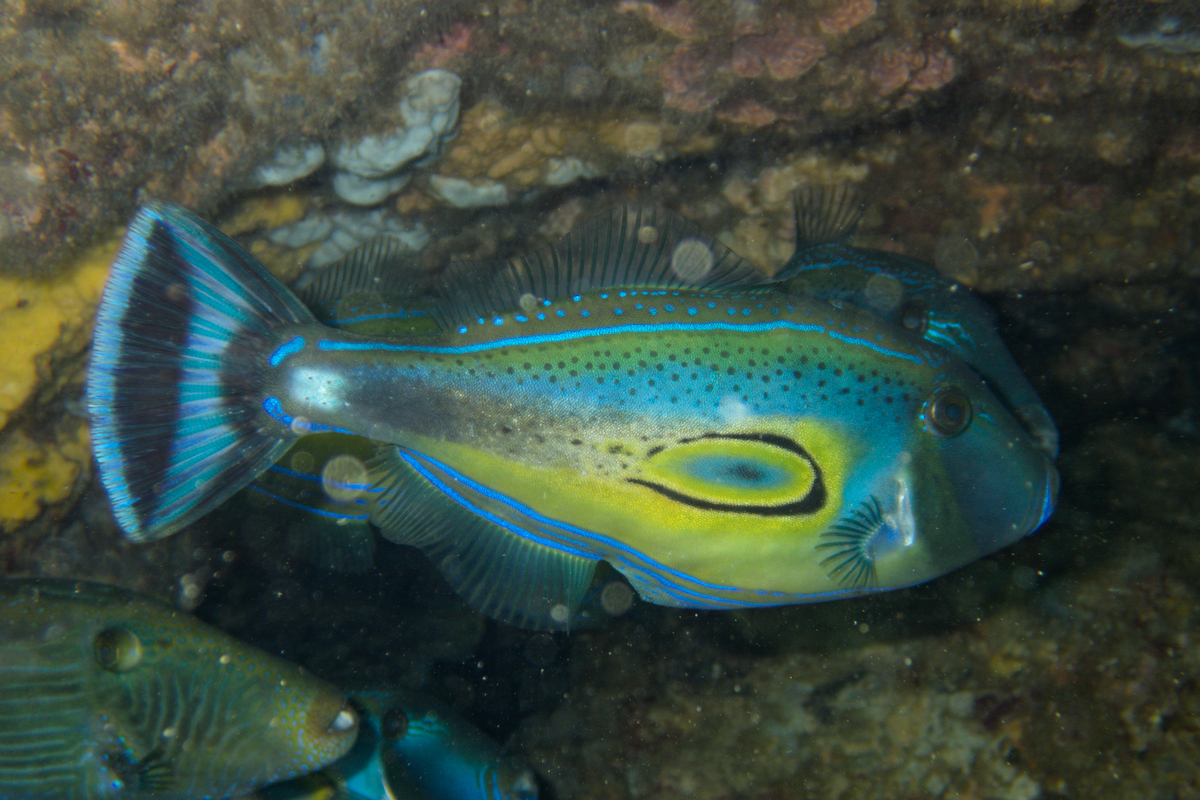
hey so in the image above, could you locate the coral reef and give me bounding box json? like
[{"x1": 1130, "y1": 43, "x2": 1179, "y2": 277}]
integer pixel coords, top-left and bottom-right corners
[
  {"x1": 330, "y1": 69, "x2": 462, "y2": 205},
  {"x1": 2, "y1": 2, "x2": 1200, "y2": 798}
]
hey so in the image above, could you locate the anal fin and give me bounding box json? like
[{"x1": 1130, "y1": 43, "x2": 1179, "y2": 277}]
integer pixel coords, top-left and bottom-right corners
[{"x1": 367, "y1": 446, "x2": 598, "y2": 631}]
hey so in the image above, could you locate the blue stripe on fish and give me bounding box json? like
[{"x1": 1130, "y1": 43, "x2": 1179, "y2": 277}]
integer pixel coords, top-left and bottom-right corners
[
  {"x1": 246, "y1": 484, "x2": 371, "y2": 521},
  {"x1": 391, "y1": 447, "x2": 599, "y2": 560},
  {"x1": 87, "y1": 202, "x2": 315, "y2": 541},
  {"x1": 270, "y1": 336, "x2": 307, "y2": 366},
  {"x1": 316, "y1": 320, "x2": 925, "y2": 365}
]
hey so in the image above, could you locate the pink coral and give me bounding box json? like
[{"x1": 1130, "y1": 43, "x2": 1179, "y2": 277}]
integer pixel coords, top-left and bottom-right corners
[
  {"x1": 909, "y1": 44, "x2": 955, "y2": 91},
  {"x1": 818, "y1": 0, "x2": 876, "y2": 36},
  {"x1": 661, "y1": 46, "x2": 717, "y2": 112},
  {"x1": 411, "y1": 22, "x2": 476, "y2": 70},
  {"x1": 716, "y1": 99, "x2": 778, "y2": 127},
  {"x1": 868, "y1": 46, "x2": 918, "y2": 94},
  {"x1": 730, "y1": 39, "x2": 765, "y2": 78},
  {"x1": 868, "y1": 41, "x2": 956, "y2": 96},
  {"x1": 617, "y1": 0, "x2": 699, "y2": 40},
  {"x1": 731, "y1": 13, "x2": 826, "y2": 81}
]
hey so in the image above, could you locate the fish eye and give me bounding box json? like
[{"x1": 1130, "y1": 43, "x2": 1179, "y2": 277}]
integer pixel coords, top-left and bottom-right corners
[
  {"x1": 382, "y1": 707, "x2": 409, "y2": 739},
  {"x1": 93, "y1": 628, "x2": 143, "y2": 672},
  {"x1": 899, "y1": 301, "x2": 929, "y2": 336},
  {"x1": 924, "y1": 387, "x2": 973, "y2": 437}
]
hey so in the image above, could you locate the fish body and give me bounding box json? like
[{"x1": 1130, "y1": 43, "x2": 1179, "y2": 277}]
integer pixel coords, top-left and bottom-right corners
[
  {"x1": 260, "y1": 690, "x2": 536, "y2": 800},
  {"x1": 783, "y1": 189, "x2": 1060, "y2": 458},
  {"x1": 0, "y1": 579, "x2": 359, "y2": 800},
  {"x1": 88, "y1": 202, "x2": 1057, "y2": 630},
  {"x1": 376, "y1": 691, "x2": 536, "y2": 800}
]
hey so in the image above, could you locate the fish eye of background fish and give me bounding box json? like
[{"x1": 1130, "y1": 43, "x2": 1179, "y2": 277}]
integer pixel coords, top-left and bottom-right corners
[{"x1": 93, "y1": 627, "x2": 143, "y2": 671}]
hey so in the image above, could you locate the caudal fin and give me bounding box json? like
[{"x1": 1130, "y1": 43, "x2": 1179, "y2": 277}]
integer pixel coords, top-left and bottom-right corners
[{"x1": 88, "y1": 201, "x2": 316, "y2": 541}]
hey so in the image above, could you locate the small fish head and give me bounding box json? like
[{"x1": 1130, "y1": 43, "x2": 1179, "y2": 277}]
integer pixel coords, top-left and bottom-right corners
[
  {"x1": 864, "y1": 365, "x2": 1057, "y2": 590},
  {"x1": 86, "y1": 598, "x2": 358, "y2": 798}
]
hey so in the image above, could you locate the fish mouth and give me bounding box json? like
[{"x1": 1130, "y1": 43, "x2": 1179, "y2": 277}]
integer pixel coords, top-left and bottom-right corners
[{"x1": 1027, "y1": 461, "x2": 1060, "y2": 535}]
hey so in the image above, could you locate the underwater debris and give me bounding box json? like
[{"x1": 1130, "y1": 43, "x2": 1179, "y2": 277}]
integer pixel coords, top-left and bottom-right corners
[
  {"x1": 269, "y1": 208, "x2": 430, "y2": 268},
  {"x1": 428, "y1": 174, "x2": 509, "y2": 208},
  {"x1": 250, "y1": 143, "x2": 327, "y2": 188},
  {"x1": 331, "y1": 70, "x2": 462, "y2": 206},
  {"x1": 1117, "y1": 5, "x2": 1200, "y2": 53}
]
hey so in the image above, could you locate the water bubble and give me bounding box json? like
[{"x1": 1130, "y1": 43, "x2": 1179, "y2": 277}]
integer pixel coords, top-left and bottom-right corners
[
  {"x1": 934, "y1": 234, "x2": 980, "y2": 286},
  {"x1": 863, "y1": 274, "x2": 904, "y2": 313},
  {"x1": 290, "y1": 450, "x2": 315, "y2": 473},
  {"x1": 322, "y1": 455, "x2": 369, "y2": 503},
  {"x1": 670, "y1": 238, "x2": 715, "y2": 282},
  {"x1": 1012, "y1": 565, "x2": 1038, "y2": 591},
  {"x1": 600, "y1": 581, "x2": 635, "y2": 617},
  {"x1": 718, "y1": 394, "x2": 753, "y2": 423},
  {"x1": 522, "y1": 633, "x2": 559, "y2": 666}
]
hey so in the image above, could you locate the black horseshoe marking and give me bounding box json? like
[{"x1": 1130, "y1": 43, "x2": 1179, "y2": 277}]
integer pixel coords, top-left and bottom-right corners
[{"x1": 627, "y1": 432, "x2": 826, "y2": 516}]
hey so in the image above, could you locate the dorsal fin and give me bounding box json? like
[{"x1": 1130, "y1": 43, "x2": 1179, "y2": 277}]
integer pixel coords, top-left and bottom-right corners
[
  {"x1": 293, "y1": 236, "x2": 439, "y2": 334},
  {"x1": 295, "y1": 236, "x2": 423, "y2": 307},
  {"x1": 793, "y1": 185, "x2": 867, "y2": 249},
  {"x1": 431, "y1": 203, "x2": 775, "y2": 328}
]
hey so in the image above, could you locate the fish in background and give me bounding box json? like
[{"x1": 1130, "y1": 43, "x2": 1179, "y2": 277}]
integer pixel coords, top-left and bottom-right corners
[
  {"x1": 259, "y1": 689, "x2": 537, "y2": 800},
  {"x1": 87, "y1": 201, "x2": 1057, "y2": 632},
  {"x1": 0, "y1": 578, "x2": 359, "y2": 800},
  {"x1": 783, "y1": 187, "x2": 1060, "y2": 459}
]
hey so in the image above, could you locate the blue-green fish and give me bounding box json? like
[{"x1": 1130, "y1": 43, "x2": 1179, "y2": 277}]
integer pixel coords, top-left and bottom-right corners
[
  {"x1": 87, "y1": 201, "x2": 1057, "y2": 631},
  {"x1": 0, "y1": 579, "x2": 359, "y2": 800},
  {"x1": 260, "y1": 690, "x2": 536, "y2": 800},
  {"x1": 783, "y1": 188, "x2": 1059, "y2": 458}
]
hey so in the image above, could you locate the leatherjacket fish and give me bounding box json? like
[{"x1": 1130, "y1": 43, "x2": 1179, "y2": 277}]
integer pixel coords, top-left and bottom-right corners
[
  {"x1": 87, "y1": 202, "x2": 1057, "y2": 631},
  {"x1": 0, "y1": 579, "x2": 358, "y2": 800}
]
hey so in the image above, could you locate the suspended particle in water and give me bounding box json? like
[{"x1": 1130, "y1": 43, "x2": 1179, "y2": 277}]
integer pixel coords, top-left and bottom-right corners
[
  {"x1": 519, "y1": 293, "x2": 538, "y2": 313},
  {"x1": 671, "y1": 237, "x2": 714, "y2": 282},
  {"x1": 322, "y1": 454, "x2": 369, "y2": 503},
  {"x1": 638, "y1": 224, "x2": 659, "y2": 244}
]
